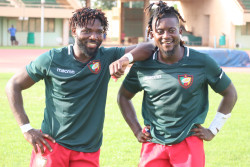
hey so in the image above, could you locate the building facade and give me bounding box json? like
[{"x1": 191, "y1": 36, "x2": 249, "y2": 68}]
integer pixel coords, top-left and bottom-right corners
[{"x1": 1, "y1": 0, "x2": 250, "y2": 48}]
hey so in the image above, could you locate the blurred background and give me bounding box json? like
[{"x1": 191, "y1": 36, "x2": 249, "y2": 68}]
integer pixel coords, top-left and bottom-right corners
[
  {"x1": 1, "y1": 0, "x2": 250, "y2": 68},
  {"x1": 0, "y1": 0, "x2": 250, "y2": 48}
]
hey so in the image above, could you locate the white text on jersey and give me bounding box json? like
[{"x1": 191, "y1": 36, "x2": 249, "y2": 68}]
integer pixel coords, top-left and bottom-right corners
[
  {"x1": 143, "y1": 75, "x2": 162, "y2": 81},
  {"x1": 57, "y1": 68, "x2": 75, "y2": 74}
]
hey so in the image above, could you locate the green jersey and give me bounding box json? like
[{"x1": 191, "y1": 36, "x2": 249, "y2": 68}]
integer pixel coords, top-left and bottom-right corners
[
  {"x1": 123, "y1": 47, "x2": 231, "y2": 145},
  {"x1": 26, "y1": 45, "x2": 125, "y2": 152}
]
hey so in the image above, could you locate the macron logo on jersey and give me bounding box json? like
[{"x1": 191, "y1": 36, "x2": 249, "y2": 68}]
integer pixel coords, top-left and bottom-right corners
[
  {"x1": 143, "y1": 75, "x2": 162, "y2": 81},
  {"x1": 57, "y1": 68, "x2": 75, "y2": 74}
]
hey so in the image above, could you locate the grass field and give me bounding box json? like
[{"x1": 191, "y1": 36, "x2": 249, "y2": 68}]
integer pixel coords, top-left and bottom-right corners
[{"x1": 0, "y1": 72, "x2": 249, "y2": 167}]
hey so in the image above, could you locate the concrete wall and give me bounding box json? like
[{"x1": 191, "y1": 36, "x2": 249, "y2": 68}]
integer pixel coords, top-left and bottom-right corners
[
  {"x1": 0, "y1": 6, "x2": 74, "y2": 18},
  {"x1": 181, "y1": 0, "x2": 211, "y2": 46},
  {"x1": 0, "y1": 17, "x2": 3, "y2": 46},
  {"x1": 181, "y1": 0, "x2": 243, "y2": 48},
  {"x1": 104, "y1": 6, "x2": 144, "y2": 42},
  {"x1": 1, "y1": 17, "x2": 9, "y2": 46},
  {"x1": 104, "y1": 8, "x2": 120, "y2": 39},
  {"x1": 235, "y1": 25, "x2": 250, "y2": 48},
  {"x1": 124, "y1": 8, "x2": 144, "y2": 37},
  {"x1": 0, "y1": 4, "x2": 76, "y2": 46},
  {"x1": 26, "y1": 19, "x2": 64, "y2": 46},
  {"x1": 1, "y1": 18, "x2": 64, "y2": 46}
]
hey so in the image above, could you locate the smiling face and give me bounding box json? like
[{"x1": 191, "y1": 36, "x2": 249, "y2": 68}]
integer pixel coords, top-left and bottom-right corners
[
  {"x1": 72, "y1": 19, "x2": 104, "y2": 58},
  {"x1": 150, "y1": 17, "x2": 182, "y2": 57}
]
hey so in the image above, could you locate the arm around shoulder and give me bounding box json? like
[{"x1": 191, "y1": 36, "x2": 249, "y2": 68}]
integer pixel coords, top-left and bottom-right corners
[
  {"x1": 109, "y1": 42, "x2": 154, "y2": 79},
  {"x1": 124, "y1": 42, "x2": 155, "y2": 62}
]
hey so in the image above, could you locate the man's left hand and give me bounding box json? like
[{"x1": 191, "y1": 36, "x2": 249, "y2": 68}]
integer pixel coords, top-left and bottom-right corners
[{"x1": 191, "y1": 124, "x2": 215, "y2": 141}]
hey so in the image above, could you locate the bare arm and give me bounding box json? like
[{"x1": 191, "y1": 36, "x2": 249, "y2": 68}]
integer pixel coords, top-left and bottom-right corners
[
  {"x1": 217, "y1": 82, "x2": 237, "y2": 115},
  {"x1": 5, "y1": 68, "x2": 55, "y2": 153},
  {"x1": 124, "y1": 42, "x2": 155, "y2": 61},
  {"x1": 6, "y1": 68, "x2": 36, "y2": 126},
  {"x1": 191, "y1": 83, "x2": 237, "y2": 141},
  {"x1": 117, "y1": 85, "x2": 151, "y2": 142},
  {"x1": 110, "y1": 42, "x2": 155, "y2": 79}
]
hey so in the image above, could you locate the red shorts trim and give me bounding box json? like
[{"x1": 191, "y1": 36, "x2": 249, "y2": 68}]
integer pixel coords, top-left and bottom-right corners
[
  {"x1": 139, "y1": 136, "x2": 205, "y2": 167},
  {"x1": 30, "y1": 138, "x2": 100, "y2": 167}
]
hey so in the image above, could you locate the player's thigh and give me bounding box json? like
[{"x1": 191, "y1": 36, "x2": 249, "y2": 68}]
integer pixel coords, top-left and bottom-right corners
[
  {"x1": 30, "y1": 139, "x2": 70, "y2": 167},
  {"x1": 139, "y1": 142, "x2": 171, "y2": 167},
  {"x1": 70, "y1": 149, "x2": 100, "y2": 167},
  {"x1": 170, "y1": 136, "x2": 205, "y2": 167}
]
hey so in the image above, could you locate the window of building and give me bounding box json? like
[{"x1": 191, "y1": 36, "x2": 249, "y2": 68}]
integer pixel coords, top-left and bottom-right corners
[
  {"x1": 23, "y1": 20, "x2": 29, "y2": 32},
  {"x1": 45, "y1": 18, "x2": 55, "y2": 32},
  {"x1": 35, "y1": 19, "x2": 41, "y2": 32},
  {"x1": 241, "y1": 22, "x2": 250, "y2": 35},
  {"x1": 17, "y1": 18, "x2": 55, "y2": 32},
  {"x1": 29, "y1": 18, "x2": 35, "y2": 32},
  {"x1": 16, "y1": 19, "x2": 28, "y2": 32}
]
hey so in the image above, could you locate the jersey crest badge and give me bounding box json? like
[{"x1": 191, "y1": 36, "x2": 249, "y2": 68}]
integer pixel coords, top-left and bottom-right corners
[
  {"x1": 178, "y1": 74, "x2": 193, "y2": 89},
  {"x1": 87, "y1": 60, "x2": 101, "y2": 74}
]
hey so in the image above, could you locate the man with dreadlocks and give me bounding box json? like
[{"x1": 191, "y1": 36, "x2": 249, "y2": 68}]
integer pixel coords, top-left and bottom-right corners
[
  {"x1": 5, "y1": 7, "x2": 154, "y2": 166},
  {"x1": 117, "y1": 1, "x2": 237, "y2": 166}
]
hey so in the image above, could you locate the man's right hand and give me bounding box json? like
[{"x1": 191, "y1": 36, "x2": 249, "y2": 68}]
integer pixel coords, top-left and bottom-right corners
[
  {"x1": 109, "y1": 56, "x2": 130, "y2": 80},
  {"x1": 135, "y1": 127, "x2": 152, "y2": 143},
  {"x1": 23, "y1": 129, "x2": 55, "y2": 154}
]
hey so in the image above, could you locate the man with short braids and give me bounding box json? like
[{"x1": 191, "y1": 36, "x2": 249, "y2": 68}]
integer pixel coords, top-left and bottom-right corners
[
  {"x1": 117, "y1": 1, "x2": 237, "y2": 166},
  {"x1": 5, "y1": 7, "x2": 154, "y2": 166}
]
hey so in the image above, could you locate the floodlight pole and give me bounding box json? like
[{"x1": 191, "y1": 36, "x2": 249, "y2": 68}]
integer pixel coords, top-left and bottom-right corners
[{"x1": 41, "y1": 0, "x2": 45, "y2": 47}]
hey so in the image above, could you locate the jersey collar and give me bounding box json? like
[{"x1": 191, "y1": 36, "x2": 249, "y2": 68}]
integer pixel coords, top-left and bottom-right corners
[
  {"x1": 68, "y1": 44, "x2": 73, "y2": 55},
  {"x1": 153, "y1": 46, "x2": 190, "y2": 60}
]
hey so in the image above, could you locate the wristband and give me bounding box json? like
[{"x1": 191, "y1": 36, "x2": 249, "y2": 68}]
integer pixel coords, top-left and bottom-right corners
[
  {"x1": 124, "y1": 53, "x2": 134, "y2": 63},
  {"x1": 208, "y1": 112, "x2": 231, "y2": 135},
  {"x1": 20, "y1": 123, "x2": 33, "y2": 133}
]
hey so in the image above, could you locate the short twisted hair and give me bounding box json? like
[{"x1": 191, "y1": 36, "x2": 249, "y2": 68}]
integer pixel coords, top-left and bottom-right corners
[
  {"x1": 145, "y1": 1, "x2": 186, "y2": 46},
  {"x1": 69, "y1": 7, "x2": 108, "y2": 34}
]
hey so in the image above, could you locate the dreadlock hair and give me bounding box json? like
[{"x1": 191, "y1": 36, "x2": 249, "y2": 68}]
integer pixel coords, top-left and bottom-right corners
[
  {"x1": 69, "y1": 7, "x2": 108, "y2": 34},
  {"x1": 144, "y1": 1, "x2": 186, "y2": 46}
]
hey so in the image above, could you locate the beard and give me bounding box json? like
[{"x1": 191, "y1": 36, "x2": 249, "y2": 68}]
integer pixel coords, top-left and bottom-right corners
[
  {"x1": 76, "y1": 38, "x2": 102, "y2": 58},
  {"x1": 160, "y1": 44, "x2": 177, "y2": 57},
  {"x1": 160, "y1": 38, "x2": 180, "y2": 57}
]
